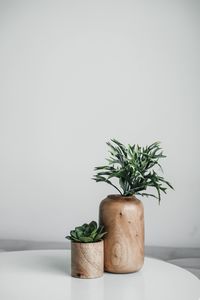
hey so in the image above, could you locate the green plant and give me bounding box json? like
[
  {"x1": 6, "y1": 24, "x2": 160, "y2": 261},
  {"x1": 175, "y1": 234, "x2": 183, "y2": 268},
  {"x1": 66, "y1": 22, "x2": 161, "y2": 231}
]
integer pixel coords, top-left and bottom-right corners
[
  {"x1": 65, "y1": 221, "x2": 107, "y2": 243},
  {"x1": 93, "y1": 139, "x2": 173, "y2": 203}
]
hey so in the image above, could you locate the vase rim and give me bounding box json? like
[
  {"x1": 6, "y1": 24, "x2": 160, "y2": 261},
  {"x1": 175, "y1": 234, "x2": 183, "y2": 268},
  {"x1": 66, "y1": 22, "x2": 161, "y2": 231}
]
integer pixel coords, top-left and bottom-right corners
[
  {"x1": 71, "y1": 240, "x2": 103, "y2": 244},
  {"x1": 107, "y1": 194, "x2": 136, "y2": 199}
]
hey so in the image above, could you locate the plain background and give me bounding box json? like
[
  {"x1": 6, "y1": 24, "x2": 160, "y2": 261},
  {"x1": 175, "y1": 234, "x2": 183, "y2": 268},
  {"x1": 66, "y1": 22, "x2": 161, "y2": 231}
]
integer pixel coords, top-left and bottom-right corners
[{"x1": 0, "y1": 0, "x2": 199, "y2": 248}]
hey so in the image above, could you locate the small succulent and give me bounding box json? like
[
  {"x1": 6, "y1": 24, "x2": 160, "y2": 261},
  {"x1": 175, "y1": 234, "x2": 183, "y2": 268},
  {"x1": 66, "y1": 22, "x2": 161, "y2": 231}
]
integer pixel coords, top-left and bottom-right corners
[{"x1": 65, "y1": 221, "x2": 107, "y2": 243}]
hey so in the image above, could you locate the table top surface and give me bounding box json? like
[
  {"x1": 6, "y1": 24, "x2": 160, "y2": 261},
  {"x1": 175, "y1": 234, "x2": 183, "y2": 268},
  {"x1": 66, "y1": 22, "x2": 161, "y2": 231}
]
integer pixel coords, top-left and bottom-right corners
[{"x1": 0, "y1": 250, "x2": 199, "y2": 300}]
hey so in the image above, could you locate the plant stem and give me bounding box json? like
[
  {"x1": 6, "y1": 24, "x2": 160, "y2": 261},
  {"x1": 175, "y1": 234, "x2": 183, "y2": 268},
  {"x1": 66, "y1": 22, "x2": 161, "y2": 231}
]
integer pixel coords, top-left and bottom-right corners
[{"x1": 106, "y1": 180, "x2": 122, "y2": 195}]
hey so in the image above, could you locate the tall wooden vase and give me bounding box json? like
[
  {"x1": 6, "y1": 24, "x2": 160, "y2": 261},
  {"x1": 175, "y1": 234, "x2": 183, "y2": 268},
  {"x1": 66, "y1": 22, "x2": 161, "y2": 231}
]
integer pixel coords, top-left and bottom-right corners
[{"x1": 99, "y1": 194, "x2": 144, "y2": 273}]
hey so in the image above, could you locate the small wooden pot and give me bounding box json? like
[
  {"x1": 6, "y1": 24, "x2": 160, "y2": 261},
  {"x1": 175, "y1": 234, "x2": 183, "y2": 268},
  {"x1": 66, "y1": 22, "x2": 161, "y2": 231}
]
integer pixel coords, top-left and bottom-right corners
[
  {"x1": 99, "y1": 194, "x2": 144, "y2": 273},
  {"x1": 71, "y1": 240, "x2": 104, "y2": 279}
]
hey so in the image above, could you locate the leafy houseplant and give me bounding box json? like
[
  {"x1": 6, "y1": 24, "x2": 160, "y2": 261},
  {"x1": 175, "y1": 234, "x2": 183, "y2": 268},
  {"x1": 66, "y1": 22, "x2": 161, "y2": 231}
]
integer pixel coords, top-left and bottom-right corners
[
  {"x1": 66, "y1": 221, "x2": 106, "y2": 279},
  {"x1": 93, "y1": 139, "x2": 173, "y2": 203},
  {"x1": 94, "y1": 139, "x2": 173, "y2": 274}
]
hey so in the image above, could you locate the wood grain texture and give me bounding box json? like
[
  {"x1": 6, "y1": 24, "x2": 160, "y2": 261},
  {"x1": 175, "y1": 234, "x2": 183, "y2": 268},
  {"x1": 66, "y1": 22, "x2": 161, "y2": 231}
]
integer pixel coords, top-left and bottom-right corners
[
  {"x1": 71, "y1": 240, "x2": 104, "y2": 279},
  {"x1": 99, "y1": 195, "x2": 144, "y2": 273}
]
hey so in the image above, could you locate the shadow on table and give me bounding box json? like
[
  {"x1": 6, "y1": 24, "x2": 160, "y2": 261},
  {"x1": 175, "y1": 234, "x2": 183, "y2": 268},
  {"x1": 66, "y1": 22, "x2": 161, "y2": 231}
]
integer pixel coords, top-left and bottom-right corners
[{"x1": 15, "y1": 251, "x2": 71, "y2": 276}]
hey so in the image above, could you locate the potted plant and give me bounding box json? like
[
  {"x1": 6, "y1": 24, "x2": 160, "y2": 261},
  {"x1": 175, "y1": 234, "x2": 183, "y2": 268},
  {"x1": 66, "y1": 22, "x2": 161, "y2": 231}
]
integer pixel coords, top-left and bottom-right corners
[
  {"x1": 65, "y1": 221, "x2": 107, "y2": 279},
  {"x1": 93, "y1": 139, "x2": 173, "y2": 274}
]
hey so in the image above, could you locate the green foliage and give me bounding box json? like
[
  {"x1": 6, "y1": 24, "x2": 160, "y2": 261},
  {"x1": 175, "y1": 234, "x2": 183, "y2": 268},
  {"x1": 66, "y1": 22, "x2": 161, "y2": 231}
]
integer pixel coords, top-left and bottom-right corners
[
  {"x1": 65, "y1": 221, "x2": 107, "y2": 243},
  {"x1": 93, "y1": 139, "x2": 173, "y2": 203}
]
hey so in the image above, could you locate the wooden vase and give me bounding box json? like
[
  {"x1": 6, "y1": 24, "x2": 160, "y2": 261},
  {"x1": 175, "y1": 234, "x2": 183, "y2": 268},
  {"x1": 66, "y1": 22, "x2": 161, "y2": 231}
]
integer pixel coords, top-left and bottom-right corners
[
  {"x1": 71, "y1": 240, "x2": 104, "y2": 279},
  {"x1": 99, "y1": 194, "x2": 144, "y2": 273}
]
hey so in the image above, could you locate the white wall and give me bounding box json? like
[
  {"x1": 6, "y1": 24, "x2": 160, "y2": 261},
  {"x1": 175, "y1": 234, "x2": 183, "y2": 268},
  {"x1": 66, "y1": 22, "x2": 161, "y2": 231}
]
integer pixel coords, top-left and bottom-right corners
[{"x1": 0, "y1": 0, "x2": 199, "y2": 247}]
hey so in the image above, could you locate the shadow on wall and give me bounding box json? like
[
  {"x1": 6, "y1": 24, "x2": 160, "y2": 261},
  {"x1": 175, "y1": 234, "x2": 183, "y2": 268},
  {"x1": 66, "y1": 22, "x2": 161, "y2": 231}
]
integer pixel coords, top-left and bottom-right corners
[
  {"x1": 0, "y1": 239, "x2": 200, "y2": 260},
  {"x1": 0, "y1": 239, "x2": 200, "y2": 279}
]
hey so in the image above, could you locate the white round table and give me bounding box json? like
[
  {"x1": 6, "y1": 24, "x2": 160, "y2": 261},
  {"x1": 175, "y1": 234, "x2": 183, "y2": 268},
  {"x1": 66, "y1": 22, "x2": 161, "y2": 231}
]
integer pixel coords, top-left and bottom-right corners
[{"x1": 0, "y1": 250, "x2": 199, "y2": 300}]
